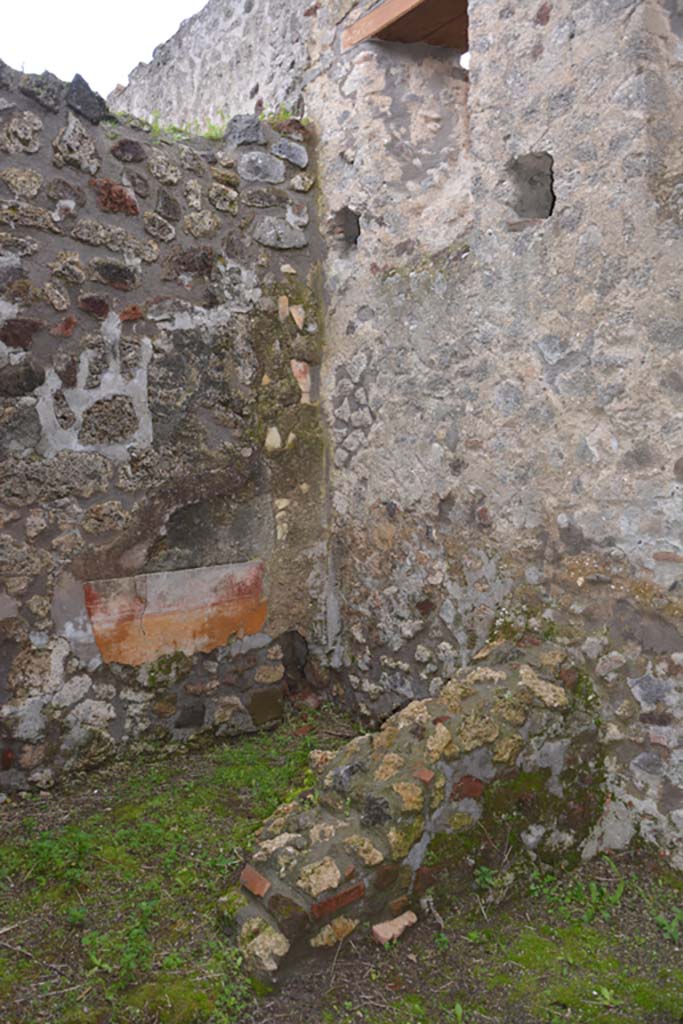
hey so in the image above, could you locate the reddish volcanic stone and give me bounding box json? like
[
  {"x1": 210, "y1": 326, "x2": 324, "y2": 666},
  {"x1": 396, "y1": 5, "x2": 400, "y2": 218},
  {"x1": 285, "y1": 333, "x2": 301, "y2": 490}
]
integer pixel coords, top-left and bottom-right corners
[
  {"x1": 50, "y1": 315, "x2": 78, "y2": 338},
  {"x1": 240, "y1": 864, "x2": 271, "y2": 898},
  {"x1": 311, "y1": 881, "x2": 365, "y2": 920},
  {"x1": 91, "y1": 177, "x2": 139, "y2": 215},
  {"x1": 414, "y1": 767, "x2": 435, "y2": 785},
  {"x1": 119, "y1": 304, "x2": 144, "y2": 322},
  {"x1": 0, "y1": 317, "x2": 44, "y2": 349},
  {"x1": 1, "y1": 749, "x2": 14, "y2": 770},
  {"x1": 452, "y1": 775, "x2": 485, "y2": 800},
  {"x1": 373, "y1": 864, "x2": 400, "y2": 891},
  {"x1": 559, "y1": 666, "x2": 579, "y2": 689},
  {"x1": 78, "y1": 294, "x2": 110, "y2": 319},
  {"x1": 413, "y1": 866, "x2": 436, "y2": 896}
]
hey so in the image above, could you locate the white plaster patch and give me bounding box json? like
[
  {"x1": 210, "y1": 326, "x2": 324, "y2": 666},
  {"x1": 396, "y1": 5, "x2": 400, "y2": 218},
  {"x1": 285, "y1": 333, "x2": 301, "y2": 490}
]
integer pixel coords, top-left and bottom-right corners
[{"x1": 36, "y1": 314, "x2": 153, "y2": 460}]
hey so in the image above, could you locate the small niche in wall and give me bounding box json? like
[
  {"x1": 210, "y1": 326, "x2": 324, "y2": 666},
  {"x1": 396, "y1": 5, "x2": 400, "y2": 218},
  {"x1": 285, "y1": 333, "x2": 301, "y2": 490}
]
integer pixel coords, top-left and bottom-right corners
[
  {"x1": 331, "y1": 206, "x2": 361, "y2": 249},
  {"x1": 506, "y1": 152, "x2": 556, "y2": 220}
]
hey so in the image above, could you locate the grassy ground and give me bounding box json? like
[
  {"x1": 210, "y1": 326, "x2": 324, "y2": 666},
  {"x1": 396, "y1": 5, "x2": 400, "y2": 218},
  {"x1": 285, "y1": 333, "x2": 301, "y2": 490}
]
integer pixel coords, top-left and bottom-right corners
[{"x1": 1, "y1": 707, "x2": 682, "y2": 1024}]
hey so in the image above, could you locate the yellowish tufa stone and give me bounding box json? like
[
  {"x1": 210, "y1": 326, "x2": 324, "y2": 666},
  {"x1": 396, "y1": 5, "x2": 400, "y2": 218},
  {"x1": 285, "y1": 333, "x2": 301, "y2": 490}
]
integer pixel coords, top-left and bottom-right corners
[
  {"x1": 472, "y1": 640, "x2": 507, "y2": 661},
  {"x1": 450, "y1": 811, "x2": 474, "y2": 832},
  {"x1": 373, "y1": 725, "x2": 399, "y2": 751},
  {"x1": 375, "y1": 752, "x2": 405, "y2": 781},
  {"x1": 0, "y1": 166, "x2": 43, "y2": 199},
  {"x1": 296, "y1": 857, "x2": 341, "y2": 897},
  {"x1": 615, "y1": 699, "x2": 638, "y2": 721},
  {"x1": 493, "y1": 734, "x2": 524, "y2": 764},
  {"x1": 457, "y1": 714, "x2": 500, "y2": 753},
  {"x1": 310, "y1": 916, "x2": 359, "y2": 947},
  {"x1": 426, "y1": 721, "x2": 456, "y2": 763},
  {"x1": 537, "y1": 649, "x2": 566, "y2": 671},
  {"x1": 518, "y1": 665, "x2": 569, "y2": 709},
  {"x1": 439, "y1": 679, "x2": 473, "y2": 713},
  {"x1": 254, "y1": 662, "x2": 285, "y2": 684},
  {"x1": 309, "y1": 748, "x2": 335, "y2": 772},
  {"x1": 495, "y1": 697, "x2": 528, "y2": 727},
  {"x1": 239, "y1": 917, "x2": 290, "y2": 973},
  {"x1": 344, "y1": 834, "x2": 384, "y2": 866},
  {"x1": 309, "y1": 823, "x2": 336, "y2": 845},
  {"x1": 388, "y1": 818, "x2": 423, "y2": 859},
  {"x1": 392, "y1": 781, "x2": 424, "y2": 812},
  {"x1": 393, "y1": 699, "x2": 432, "y2": 730},
  {"x1": 430, "y1": 773, "x2": 446, "y2": 811},
  {"x1": 253, "y1": 832, "x2": 303, "y2": 862}
]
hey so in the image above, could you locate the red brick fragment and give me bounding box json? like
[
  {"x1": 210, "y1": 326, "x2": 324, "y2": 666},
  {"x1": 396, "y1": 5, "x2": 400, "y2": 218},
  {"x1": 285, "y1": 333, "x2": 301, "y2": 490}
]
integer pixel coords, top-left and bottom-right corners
[
  {"x1": 119, "y1": 305, "x2": 144, "y2": 322},
  {"x1": 90, "y1": 177, "x2": 139, "y2": 215},
  {"x1": 311, "y1": 881, "x2": 365, "y2": 920},
  {"x1": 452, "y1": 775, "x2": 485, "y2": 800},
  {"x1": 240, "y1": 864, "x2": 271, "y2": 898},
  {"x1": 50, "y1": 315, "x2": 78, "y2": 338},
  {"x1": 414, "y1": 767, "x2": 435, "y2": 786},
  {"x1": 344, "y1": 865, "x2": 356, "y2": 880},
  {"x1": 433, "y1": 715, "x2": 451, "y2": 726},
  {"x1": 559, "y1": 666, "x2": 579, "y2": 690},
  {"x1": 1, "y1": 748, "x2": 14, "y2": 770}
]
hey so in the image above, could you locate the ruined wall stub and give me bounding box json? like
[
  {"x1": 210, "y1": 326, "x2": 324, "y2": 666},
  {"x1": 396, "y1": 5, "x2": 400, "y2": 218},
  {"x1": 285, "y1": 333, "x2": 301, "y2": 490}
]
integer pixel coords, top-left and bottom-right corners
[
  {"x1": 110, "y1": 0, "x2": 683, "y2": 860},
  {"x1": 0, "y1": 63, "x2": 327, "y2": 790}
]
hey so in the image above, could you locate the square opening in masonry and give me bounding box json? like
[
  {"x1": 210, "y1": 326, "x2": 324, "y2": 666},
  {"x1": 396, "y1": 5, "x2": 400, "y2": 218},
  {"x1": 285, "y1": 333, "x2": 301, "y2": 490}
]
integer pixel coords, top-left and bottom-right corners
[
  {"x1": 342, "y1": 0, "x2": 469, "y2": 53},
  {"x1": 507, "y1": 152, "x2": 556, "y2": 220},
  {"x1": 331, "y1": 206, "x2": 361, "y2": 249}
]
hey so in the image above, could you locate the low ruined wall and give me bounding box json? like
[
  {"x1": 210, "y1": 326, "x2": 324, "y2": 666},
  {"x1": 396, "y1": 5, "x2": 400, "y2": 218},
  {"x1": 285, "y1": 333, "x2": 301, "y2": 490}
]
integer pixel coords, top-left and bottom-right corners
[
  {"x1": 0, "y1": 63, "x2": 326, "y2": 790},
  {"x1": 228, "y1": 643, "x2": 605, "y2": 975}
]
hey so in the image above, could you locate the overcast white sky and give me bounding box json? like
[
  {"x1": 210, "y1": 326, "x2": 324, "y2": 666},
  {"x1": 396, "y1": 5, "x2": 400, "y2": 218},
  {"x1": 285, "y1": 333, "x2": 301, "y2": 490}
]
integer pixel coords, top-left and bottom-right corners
[{"x1": 1, "y1": 0, "x2": 207, "y2": 98}]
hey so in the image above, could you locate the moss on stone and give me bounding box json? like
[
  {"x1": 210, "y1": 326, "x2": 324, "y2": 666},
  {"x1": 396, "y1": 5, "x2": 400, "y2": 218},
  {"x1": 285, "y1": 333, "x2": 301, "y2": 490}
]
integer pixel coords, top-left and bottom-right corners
[
  {"x1": 142, "y1": 651, "x2": 192, "y2": 691},
  {"x1": 123, "y1": 976, "x2": 216, "y2": 1023}
]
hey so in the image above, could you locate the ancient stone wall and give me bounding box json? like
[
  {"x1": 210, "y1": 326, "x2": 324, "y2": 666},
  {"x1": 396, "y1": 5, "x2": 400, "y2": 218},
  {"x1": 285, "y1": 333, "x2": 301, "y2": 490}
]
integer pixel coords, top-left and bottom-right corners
[
  {"x1": 109, "y1": 0, "x2": 683, "y2": 862},
  {"x1": 0, "y1": 62, "x2": 326, "y2": 790},
  {"x1": 109, "y1": 0, "x2": 312, "y2": 127}
]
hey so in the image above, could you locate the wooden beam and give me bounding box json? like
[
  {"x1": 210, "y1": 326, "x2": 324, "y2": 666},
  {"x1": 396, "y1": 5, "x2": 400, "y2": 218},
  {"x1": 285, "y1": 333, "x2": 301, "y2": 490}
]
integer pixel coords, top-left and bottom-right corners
[
  {"x1": 342, "y1": 0, "x2": 469, "y2": 52},
  {"x1": 342, "y1": 0, "x2": 430, "y2": 51}
]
